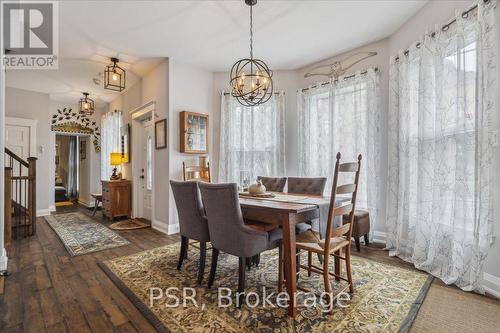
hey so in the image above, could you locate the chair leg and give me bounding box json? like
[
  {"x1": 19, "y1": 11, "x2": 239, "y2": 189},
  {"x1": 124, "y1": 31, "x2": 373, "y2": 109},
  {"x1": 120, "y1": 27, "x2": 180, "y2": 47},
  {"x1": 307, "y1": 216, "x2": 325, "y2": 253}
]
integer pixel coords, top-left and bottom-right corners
[
  {"x1": 278, "y1": 243, "x2": 283, "y2": 292},
  {"x1": 197, "y1": 242, "x2": 207, "y2": 285},
  {"x1": 317, "y1": 253, "x2": 323, "y2": 264},
  {"x1": 364, "y1": 234, "x2": 369, "y2": 247},
  {"x1": 345, "y1": 247, "x2": 354, "y2": 294},
  {"x1": 307, "y1": 251, "x2": 312, "y2": 277},
  {"x1": 296, "y1": 249, "x2": 301, "y2": 277},
  {"x1": 255, "y1": 254, "x2": 260, "y2": 267},
  {"x1": 238, "y1": 257, "x2": 246, "y2": 308},
  {"x1": 177, "y1": 236, "x2": 189, "y2": 270},
  {"x1": 323, "y1": 253, "x2": 331, "y2": 304},
  {"x1": 334, "y1": 249, "x2": 342, "y2": 281},
  {"x1": 246, "y1": 258, "x2": 252, "y2": 270},
  {"x1": 354, "y1": 236, "x2": 361, "y2": 252},
  {"x1": 207, "y1": 247, "x2": 219, "y2": 288}
]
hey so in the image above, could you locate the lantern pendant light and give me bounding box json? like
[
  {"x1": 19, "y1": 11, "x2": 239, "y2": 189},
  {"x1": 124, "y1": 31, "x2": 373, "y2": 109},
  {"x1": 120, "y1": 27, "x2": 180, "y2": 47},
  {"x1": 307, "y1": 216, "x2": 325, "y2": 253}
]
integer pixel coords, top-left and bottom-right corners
[
  {"x1": 79, "y1": 92, "x2": 95, "y2": 115},
  {"x1": 229, "y1": 0, "x2": 273, "y2": 107},
  {"x1": 104, "y1": 57, "x2": 126, "y2": 92}
]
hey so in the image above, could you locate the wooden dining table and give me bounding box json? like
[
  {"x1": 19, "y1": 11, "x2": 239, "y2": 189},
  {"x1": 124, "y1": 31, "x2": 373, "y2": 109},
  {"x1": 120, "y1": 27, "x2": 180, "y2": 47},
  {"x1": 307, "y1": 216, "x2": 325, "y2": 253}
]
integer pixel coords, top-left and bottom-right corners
[{"x1": 239, "y1": 193, "x2": 329, "y2": 318}]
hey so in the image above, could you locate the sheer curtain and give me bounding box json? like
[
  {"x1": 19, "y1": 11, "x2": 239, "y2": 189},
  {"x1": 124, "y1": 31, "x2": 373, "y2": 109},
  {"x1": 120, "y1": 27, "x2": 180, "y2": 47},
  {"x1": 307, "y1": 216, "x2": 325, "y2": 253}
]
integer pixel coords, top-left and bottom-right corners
[
  {"x1": 298, "y1": 68, "x2": 381, "y2": 232},
  {"x1": 101, "y1": 111, "x2": 122, "y2": 181},
  {"x1": 218, "y1": 92, "x2": 286, "y2": 184},
  {"x1": 387, "y1": 0, "x2": 495, "y2": 291},
  {"x1": 67, "y1": 136, "x2": 78, "y2": 199}
]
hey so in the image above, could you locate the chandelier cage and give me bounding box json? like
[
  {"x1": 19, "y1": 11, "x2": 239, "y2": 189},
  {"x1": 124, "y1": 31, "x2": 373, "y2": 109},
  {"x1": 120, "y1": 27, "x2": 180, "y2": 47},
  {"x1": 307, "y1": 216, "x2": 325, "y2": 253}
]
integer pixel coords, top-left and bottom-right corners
[
  {"x1": 230, "y1": 0, "x2": 273, "y2": 107},
  {"x1": 104, "y1": 57, "x2": 126, "y2": 92},
  {"x1": 79, "y1": 92, "x2": 95, "y2": 115}
]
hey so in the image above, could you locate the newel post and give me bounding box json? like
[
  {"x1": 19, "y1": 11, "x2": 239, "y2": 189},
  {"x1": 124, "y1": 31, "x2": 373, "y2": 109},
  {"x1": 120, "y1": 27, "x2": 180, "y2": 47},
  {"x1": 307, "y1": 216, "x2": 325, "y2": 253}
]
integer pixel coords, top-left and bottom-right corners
[
  {"x1": 28, "y1": 157, "x2": 37, "y2": 236},
  {"x1": 4, "y1": 168, "x2": 12, "y2": 254}
]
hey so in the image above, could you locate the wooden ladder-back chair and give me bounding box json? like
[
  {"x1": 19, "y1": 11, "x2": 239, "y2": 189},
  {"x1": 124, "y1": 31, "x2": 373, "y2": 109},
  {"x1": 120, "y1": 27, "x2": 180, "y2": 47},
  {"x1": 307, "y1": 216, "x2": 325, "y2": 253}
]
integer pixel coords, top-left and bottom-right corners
[
  {"x1": 279, "y1": 152, "x2": 362, "y2": 303},
  {"x1": 183, "y1": 161, "x2": 211, "y2": 183}
]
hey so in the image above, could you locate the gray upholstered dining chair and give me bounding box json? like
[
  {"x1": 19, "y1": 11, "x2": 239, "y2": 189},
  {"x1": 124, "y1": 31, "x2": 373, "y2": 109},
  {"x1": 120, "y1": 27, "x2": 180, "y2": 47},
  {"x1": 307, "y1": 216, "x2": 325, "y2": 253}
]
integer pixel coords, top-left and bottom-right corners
[
  {"x1": 257, "y1": 176, "x2": 287, "y2": 192},
  {"x1": 287, "y1": 177, "x2": 327, "y2": 234},
  {"x1": 170, "y1": 180, "x2": 210, "y2": 285},
  {"x1": 199, "y1": 182, "x2": 283, "y2": 308}
]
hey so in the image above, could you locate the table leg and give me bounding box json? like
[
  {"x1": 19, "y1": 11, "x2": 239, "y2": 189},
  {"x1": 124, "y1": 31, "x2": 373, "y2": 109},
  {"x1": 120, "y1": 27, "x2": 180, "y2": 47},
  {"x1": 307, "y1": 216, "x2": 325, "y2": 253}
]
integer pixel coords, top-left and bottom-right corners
[
  {"x1": 282, "y1": 213, "x2": 297, "y2": 318},
  {"x1": 92, "y1": 198, "x2": 99, "y2": 216}
]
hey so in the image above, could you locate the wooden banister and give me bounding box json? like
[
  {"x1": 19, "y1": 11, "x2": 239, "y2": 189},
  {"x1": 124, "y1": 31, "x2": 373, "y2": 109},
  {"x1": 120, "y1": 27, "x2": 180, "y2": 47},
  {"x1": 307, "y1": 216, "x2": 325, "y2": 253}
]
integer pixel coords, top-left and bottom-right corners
[
  {"x1": 5, "y1": 148, "x2": 29, "y2": 168},
  {"x1": 28, "y1": 157, "x2": 36, "y2": 235},
  {"x1": 4, "y1": 168, "x2": 12, "y2": 253}
]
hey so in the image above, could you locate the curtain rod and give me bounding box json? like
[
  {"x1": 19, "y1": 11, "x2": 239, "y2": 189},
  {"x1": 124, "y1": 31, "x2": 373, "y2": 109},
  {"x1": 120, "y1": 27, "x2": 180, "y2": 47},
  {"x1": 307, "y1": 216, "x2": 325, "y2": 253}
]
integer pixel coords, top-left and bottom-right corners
[
  {"x1": 300, "y1": 67, "x2": 379, "y2": 92},
  {"x1": 394, "y1": 0, "x2": 488, "y2": 62}
]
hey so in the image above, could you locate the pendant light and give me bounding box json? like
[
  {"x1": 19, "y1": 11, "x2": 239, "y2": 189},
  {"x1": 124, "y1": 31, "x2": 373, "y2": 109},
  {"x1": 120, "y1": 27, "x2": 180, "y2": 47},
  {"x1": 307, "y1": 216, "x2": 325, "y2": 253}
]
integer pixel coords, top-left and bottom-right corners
[
  {"x1": 79, "y1": 92, "x2": 95, "y2": 115},
  {"x1": 104, "y1": 57, "x2": 126, "y2": 92},
  {"x1": 229, "y1": 0, "x2": 273, "y2": 107}
]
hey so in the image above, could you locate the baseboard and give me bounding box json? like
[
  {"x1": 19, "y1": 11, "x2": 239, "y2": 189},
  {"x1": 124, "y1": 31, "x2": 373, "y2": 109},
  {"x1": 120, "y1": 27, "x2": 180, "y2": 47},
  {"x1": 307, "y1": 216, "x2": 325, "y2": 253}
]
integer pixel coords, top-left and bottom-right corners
[
  {"x1": 167, "y1": 223, "x2": 180, "y2": 235},
  {"x1": 36, "y1": 208, "x2": 52, "y2": 217},
  {"x1": 0, "y1": 247, "x2": 8, "y2": 271},
  {"x1": 78, "y1": 199, "x2": 99, "y2": 208},
  {"x1": 151, "y1": 220, "x2": 168, "y2": 234},
  {"x1": 372, "y1": 230, "x2": 387, "y2": 244},
  {"x1": 482, "y1": 273, "x2": 500, "y2": 299},
  {"x1": 49, "y1": 205, "x2": 56, "y2": 212}
]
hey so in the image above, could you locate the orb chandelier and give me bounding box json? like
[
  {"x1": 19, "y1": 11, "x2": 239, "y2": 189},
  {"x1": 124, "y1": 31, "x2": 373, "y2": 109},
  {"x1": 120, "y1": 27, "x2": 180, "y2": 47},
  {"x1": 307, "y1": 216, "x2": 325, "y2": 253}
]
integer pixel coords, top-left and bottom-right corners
[
  {"x1": 79, "y1": 92, "x2": 95, "y2": 115},
  {"x1": 229, "y1": 0, "x2": 273, "y2": 107},
  {"x1": 104, "y1": 57, "x2": 126, "y2": 92}
]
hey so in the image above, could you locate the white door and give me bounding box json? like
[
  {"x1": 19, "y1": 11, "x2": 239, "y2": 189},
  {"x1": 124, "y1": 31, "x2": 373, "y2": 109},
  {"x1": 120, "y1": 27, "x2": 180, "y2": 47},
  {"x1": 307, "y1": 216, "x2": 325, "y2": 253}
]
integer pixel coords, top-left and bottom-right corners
[
  {"x1": 140, "y1": 121, "x2": 153, "y2": 221},
  {"x1": 5, "y1": 124, "x2": 31, "y2": 160}
]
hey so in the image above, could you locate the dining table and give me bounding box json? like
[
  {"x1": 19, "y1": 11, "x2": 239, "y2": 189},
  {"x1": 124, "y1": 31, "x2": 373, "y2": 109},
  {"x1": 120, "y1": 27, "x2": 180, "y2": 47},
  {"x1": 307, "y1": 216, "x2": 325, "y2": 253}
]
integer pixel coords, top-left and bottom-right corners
[{"x1": 238, "y1": 192, "x2": 345, "y2": 318}]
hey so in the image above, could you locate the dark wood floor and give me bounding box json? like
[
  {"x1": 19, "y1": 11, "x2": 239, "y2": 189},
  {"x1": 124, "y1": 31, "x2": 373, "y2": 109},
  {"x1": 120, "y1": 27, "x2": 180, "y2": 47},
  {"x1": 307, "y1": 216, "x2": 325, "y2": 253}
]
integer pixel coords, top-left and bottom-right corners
[
  {"x1": 0, "y1": 205, "x2": 177, "y2": 333},
  {"x1": 1, "y1": 204, "x2": 498, "y2": 332}
]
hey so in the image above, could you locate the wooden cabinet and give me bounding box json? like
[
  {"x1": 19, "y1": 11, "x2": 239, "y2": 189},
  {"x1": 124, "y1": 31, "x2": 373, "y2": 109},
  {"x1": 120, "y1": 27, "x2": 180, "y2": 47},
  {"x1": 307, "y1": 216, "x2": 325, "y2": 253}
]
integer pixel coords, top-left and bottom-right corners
[
  {"x1": 101, "y1": 180, "x2": 131, "y2": 220},
  {"x1": 180, "y1": 111, "x2": 208, "y2": 154}
]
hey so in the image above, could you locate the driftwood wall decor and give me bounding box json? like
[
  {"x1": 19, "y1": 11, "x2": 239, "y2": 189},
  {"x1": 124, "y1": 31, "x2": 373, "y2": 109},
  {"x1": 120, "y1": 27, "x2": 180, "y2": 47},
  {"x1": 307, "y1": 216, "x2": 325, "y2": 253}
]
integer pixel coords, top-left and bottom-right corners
[
  {"x1": 304, "y1": 51, "x2": 377, "y2": 79},
  {"x1": 51, "y1": 108, "x2": 101, "y2": 152}
]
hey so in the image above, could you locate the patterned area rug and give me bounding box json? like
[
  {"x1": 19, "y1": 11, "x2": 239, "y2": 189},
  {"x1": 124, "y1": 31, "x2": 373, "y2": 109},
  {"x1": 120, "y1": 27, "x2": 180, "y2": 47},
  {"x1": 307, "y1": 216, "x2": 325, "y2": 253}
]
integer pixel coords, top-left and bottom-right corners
[
  {"x1": 45, "y1": 212, "x2": 130, "y2": 256},
  {"x1": 100, "y1": 243, "x2": 432, "y2": 332},
  {"x1": 109, "y1": 219, "x2": 150, "y2": 231}
]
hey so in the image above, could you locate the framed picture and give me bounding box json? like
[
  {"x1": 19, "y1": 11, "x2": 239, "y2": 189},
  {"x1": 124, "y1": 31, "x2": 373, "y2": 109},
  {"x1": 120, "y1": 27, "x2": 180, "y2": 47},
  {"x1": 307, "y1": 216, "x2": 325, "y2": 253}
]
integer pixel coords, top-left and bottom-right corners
[
  {"x1": 155, "y1": 119, "x2": 167, "y2": 149},
  {"x1": 80, "y1": 140, "x2": 87, "y2": 160}
]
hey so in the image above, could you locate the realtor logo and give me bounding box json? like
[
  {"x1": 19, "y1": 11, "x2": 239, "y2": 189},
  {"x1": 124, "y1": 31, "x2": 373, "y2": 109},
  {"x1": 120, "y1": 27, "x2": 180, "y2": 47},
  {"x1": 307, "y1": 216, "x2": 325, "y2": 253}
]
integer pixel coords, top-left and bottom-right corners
[{"x1": 2, "y1": 1, "x2": 58, "y2": 69}]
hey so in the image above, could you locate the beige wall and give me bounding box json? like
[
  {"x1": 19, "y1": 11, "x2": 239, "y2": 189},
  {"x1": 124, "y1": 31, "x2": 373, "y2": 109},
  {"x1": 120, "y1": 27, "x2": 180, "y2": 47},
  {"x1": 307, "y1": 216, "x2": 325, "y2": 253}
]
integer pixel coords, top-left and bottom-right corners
[{"x1": 4, "y1": 87, "x2": 104, "y2": 214}]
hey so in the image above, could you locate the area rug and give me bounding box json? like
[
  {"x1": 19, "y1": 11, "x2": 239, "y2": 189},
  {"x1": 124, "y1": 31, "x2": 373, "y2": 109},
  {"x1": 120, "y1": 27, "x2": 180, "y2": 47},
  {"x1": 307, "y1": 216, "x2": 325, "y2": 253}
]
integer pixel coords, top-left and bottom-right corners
[
  {"x1": 99, "y1": 243, "x2": 432, "y2": 332},
  {"x1": 109, "y1": 219, "x2": 150, "y2": 231},
  {"x1": 55, "y1": 201, "x2": 73, "y2": 207},
  {"x1": 44, "y1": 212, "x2": 130, "y2": 256}
]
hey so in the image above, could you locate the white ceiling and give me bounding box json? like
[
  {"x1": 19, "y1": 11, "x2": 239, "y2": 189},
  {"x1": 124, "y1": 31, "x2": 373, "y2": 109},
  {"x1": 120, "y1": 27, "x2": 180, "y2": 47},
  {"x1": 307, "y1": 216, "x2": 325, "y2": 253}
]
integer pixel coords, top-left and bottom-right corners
[
  {"x1": 58, "y1": 0, "x2": 427, "y2": 71},
  {"x1": 6, "y1": 0, "x2": 427, "y2": 102}
]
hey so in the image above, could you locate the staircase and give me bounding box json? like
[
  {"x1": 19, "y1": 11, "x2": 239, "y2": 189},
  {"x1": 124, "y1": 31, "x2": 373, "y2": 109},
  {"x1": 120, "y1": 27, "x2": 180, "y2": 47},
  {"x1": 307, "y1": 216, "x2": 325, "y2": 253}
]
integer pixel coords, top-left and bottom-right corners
[{"x1": 4, "y1": 148, "x2": 37, "y2": 250}]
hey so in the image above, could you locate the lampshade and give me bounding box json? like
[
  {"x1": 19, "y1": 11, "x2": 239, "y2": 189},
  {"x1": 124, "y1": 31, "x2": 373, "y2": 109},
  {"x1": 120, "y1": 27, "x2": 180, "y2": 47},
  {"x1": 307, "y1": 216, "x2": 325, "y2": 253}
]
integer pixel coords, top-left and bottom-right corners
[
  {"x1": 120, "y1": 153, "x2": 129, "y2": 163},
  {"x1": 110, "y1": 153, "x2": 123, "y2": 166},
  {"x1": 79, "y1": 92, "x2": 95, "y2": 115}
]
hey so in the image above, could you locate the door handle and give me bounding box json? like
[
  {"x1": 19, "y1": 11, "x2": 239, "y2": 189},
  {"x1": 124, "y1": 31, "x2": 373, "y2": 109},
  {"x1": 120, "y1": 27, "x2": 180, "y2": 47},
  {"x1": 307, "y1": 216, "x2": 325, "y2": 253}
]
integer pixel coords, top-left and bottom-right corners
[{"x1": 140, "y1": 175, "x2": 145, "y2": 179}]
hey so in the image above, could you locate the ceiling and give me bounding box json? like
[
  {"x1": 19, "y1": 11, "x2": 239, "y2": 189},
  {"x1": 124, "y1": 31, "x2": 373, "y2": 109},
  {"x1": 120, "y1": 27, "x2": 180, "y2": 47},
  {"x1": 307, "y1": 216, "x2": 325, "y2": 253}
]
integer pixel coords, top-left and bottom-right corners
[
  {"x1": 58, "y1": 0, "x2": 427, "y2": 71},
  {"x1": 6, "y1": 0, "x2": 427, "y2": 102}
]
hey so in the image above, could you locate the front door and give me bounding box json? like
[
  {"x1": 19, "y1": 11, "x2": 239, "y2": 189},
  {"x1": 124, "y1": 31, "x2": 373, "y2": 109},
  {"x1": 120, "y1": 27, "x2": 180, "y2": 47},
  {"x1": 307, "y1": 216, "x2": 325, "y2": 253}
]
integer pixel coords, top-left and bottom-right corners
[{"x1": 140, "y1": 120, "x2": 153, "y2": 221}]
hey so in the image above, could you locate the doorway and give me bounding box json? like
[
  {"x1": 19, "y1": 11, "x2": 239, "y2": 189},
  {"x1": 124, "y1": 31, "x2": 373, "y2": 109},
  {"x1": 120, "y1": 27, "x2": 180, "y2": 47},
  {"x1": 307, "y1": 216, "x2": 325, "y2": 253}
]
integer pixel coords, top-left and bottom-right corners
[
  {"x1": 55, "y1": 134, "x2": 80, "y2": 207},
  {"x1": 130, "y1": 101, "x2": 156, "y2": 222}
]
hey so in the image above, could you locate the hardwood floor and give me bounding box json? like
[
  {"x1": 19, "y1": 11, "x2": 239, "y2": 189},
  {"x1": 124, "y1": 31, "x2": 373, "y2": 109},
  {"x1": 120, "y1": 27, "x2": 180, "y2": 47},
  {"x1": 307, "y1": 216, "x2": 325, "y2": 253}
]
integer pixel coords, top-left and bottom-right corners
[
  {"x1": 1, "y1": 204, "x2": 499, "y2": 332},
  {"x1": 0, "y1": 205, "x2": 177, "y2": 333}
]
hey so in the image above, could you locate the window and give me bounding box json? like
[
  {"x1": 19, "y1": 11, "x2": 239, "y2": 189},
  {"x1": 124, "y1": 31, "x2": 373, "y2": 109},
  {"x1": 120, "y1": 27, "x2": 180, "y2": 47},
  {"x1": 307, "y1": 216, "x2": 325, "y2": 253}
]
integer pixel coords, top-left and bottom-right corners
[
  {"x1": 100, "y1": 111, "x2": 122, "y2": 180},
  {"x1": 218, "y1": 93, "x2": 286, "y2": 185},
  {"x1": 298, "y1": 69, "x2": 380, "y2": 226},
  {"x1": 147, "y1": 136, "x2": 152, "y2": 190}
]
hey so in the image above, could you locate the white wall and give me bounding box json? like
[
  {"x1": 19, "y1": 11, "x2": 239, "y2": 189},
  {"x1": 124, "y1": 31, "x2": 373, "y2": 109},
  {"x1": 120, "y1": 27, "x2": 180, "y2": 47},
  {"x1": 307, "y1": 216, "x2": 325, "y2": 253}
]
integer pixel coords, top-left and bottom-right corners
[
  {"x1": 5, "y1": 87, "x2": 53, "y2": 214},
  {"x1": 168, "y1": 59, "x2": 214, "y2": 231},
  {"x1": 4, "y1": 88, "x2": 104, "y2": 214}
]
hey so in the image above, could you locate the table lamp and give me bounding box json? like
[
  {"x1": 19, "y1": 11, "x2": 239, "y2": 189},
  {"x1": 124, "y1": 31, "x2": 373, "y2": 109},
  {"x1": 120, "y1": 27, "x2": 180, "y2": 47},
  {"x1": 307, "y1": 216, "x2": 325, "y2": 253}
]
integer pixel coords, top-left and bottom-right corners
[{"x1": 110, "y1": 153, "x2": 122, "y2": 180}]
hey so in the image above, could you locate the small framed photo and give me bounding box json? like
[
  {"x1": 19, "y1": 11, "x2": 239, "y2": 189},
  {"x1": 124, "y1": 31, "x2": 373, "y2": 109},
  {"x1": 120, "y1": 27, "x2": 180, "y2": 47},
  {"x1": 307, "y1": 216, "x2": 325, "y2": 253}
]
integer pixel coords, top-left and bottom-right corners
[
  {"x1": 80, "y1": 140, "x2": 87, "y2": 160},
  {"x1": 155, "y1": 119, "x2": 167, "y2": 149}
]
